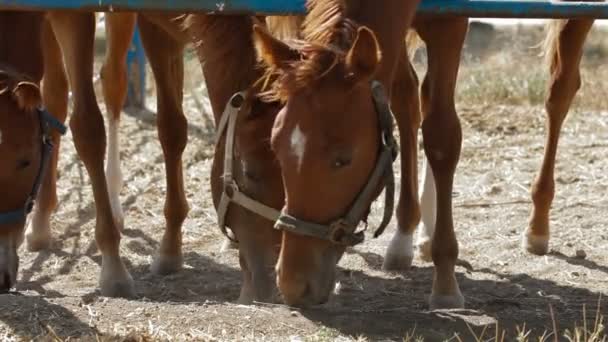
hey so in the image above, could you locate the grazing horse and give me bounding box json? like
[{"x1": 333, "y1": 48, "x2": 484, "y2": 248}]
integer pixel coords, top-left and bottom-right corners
[
  {"x1": 523, "y1": 18, "x2": 594, "y2": 255},
  {"x1": 249, "y1": 0, "x2": 467, "y2": 308},
  {"x1": 0, "y1": 12, "x2": 66, "y2": 291},
  {"x1": 81, "y1": 13, "x2": 288, "y2": 302}
]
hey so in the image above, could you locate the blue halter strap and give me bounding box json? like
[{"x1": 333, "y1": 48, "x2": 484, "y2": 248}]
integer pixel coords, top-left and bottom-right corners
[{"x1": 0, "y1": 108, "x2": 67, "y2": 226}]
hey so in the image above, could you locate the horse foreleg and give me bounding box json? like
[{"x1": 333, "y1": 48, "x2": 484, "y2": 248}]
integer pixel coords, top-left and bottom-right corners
[
  {"x1": 416, "y1": 16, "x2": 467, "y2": 309},
  {"x1": 383, "y1": 47, "x2": 422, "y2": 271},
  {"x1": 101, "y1": 13, "x2": 137, "y2": 232},
  {"x1": 138, "y1": 15, "x2": 189, "y2": 275},
  {"x1": 47, "y1": 11, "x2": 134, "y2": 297},
  {"x1": 26, "y1": 19, "x2": 69, "y2": 251},
  {"x1": 524, "y1": 19, "x2": 593, "y2": 255}
]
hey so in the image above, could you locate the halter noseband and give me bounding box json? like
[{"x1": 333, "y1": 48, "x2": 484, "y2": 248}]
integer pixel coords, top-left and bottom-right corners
[
  {"x1": 274, "y1": 81, "x2": 398, "y2": 246},
  {"x1": 0, "y1": 108, "x2": 67, "y2": 226},
  {"x1": 215, "y1": 81, "x2": 397, "y2": 247}
]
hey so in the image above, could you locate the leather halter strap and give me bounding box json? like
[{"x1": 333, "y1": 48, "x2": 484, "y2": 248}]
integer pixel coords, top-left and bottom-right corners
[
  {"x1": 274, "y1": 81, "x2": 398, "y2": 246},
  {"x1": 0, "y1": 108, "x2": 67, "y2": 226},
  {"x1": 215, "y1": 92, "x2": 281, "y2": 242}
]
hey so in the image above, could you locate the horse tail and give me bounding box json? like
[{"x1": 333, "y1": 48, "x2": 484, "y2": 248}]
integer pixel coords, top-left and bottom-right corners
[
  {"x1": 543, "y1": 19, "x2": 568, "y2": 69},
  {"x1": 265, "y1": 16, "x2": 304, "y2": 40},
  {"x1": 405, "y1": 29, "x2": 422, "y2": 60}
]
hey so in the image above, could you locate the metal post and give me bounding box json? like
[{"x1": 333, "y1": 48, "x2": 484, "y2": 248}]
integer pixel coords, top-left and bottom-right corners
[{"x1": 125, "y1": 24, "x2": 146, "y2": 109}]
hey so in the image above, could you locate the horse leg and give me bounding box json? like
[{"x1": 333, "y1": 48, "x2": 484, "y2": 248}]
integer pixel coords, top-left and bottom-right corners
[
  {"x1": 415, "y1": 157, "x2": 437, "y2": 262},
  {"x1": 524, "y1": 19, "x2": 593, "y2": 255},
  {"x1": 416, "y1": 16, "x2": 467, "y2": 309},
  {"x1": 26, "y1": 19, "x2": 69, "y2": 251},
  {"x1": 383, "y1": 47, "x2": 422, "y2": 271},
  {"x1": 47, "y1": 11, "x2": 134, "y2": 297},
  {"x1": 138, "y1": 15, "x2": 189, "y2": 275},
  {"x1": 101, "y1": 13, "x2": 137, "y2": 231}
]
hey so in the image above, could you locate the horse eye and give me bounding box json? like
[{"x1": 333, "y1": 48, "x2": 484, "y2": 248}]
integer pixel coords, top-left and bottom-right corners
[
  {"x1": 17, "y1": 159, "x2": 31, "y2": 170},
  {"x1": 332, "y1": 156, "x2": 351, "y2": 169}
]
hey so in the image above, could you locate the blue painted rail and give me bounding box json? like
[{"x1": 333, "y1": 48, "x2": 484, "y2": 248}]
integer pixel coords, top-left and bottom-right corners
[{"x1": 1, "y1": 0, "x2": 608, "y2": 18}]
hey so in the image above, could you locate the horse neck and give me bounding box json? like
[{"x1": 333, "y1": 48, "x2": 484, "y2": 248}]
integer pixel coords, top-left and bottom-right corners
[
  {"x1": 0, "y1": 12, "x2": 44, "y2": 82},
  {"x1": 191, "y1": 16, "x2": 261, "y2": 124}
]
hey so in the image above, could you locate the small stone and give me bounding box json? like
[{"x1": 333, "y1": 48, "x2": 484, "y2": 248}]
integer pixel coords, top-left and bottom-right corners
[
  {"x1": 290, "y1": 311, "x2": 299, "y2": 317},
  {"x1": 565, "y1": 242, "x2": 573, "y2": 248},
  {"x1": 575, "y1": 249, "x2": 587, "y2": 259}
]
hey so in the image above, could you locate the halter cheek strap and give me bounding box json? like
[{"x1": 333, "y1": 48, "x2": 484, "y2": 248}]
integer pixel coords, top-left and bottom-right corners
[
  {"x1": 215, "y1": 92, "x2": 281, "y2": 242},
  {"x1": 0, "y1": 108, "x2": 67, "y2": 226}
]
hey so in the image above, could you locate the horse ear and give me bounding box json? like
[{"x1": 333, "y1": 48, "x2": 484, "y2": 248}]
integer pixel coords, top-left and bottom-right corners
[
  {"x1": 12, "y1": 81, "x2": 42, "y2": 112},
  {"x1": 345, "y1": 26, "x2": 381, "y2": 82},
  {"x1": 253, "y1": 24, "x2": 299, "y2": 70}
]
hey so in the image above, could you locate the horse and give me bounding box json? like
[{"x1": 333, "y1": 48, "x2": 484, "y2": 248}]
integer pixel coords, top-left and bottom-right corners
[
  {"x1": 28, "y1": 11, "x2": 291, "y2": 302},
  {"x1": 248, "y1": 0, "x2": 469, "y2": 309},
  {"x1": 0, "y1": 11, "x2": 66, "y2": 292}
]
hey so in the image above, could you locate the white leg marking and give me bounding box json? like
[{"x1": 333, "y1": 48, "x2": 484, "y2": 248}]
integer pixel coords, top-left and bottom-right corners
[
  {"x1": 386, "y1": 230, "x2": 414, "y2": 260},
  {"x1": 290, "y1": 125, "x2": 307, "y2": 172},
  {"x1": 106, "y1": 117, "x2": 124, "y2": 227},
  {"x1": 416, "y1": 158, "x2": 437, "y2": 261}
]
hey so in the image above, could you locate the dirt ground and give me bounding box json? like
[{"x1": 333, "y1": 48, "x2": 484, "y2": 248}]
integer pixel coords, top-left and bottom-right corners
[{"x1": 1, "y1": 23, "x2": 608, "y2": 341}]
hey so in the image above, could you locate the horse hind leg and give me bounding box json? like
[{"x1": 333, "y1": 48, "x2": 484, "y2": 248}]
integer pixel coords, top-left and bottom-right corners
[
  {"x1": 524, "y1": 19, "x2": 593, "y2": 255},
  {"x1": 383, "y1": 47, "x2": 422, "y2": 271},
  {"x1": 47, "y1": 11, "x2": 134, "y2": 297},
  {"x1": 138, "y1": 15, "x2": 189, "y2": 275},
  {"x1": 101, "y1": 13, "x2": 137, "y2": 231},
  {"x1": 26, "y1": 19, "x2": 69, "y2": 251}
]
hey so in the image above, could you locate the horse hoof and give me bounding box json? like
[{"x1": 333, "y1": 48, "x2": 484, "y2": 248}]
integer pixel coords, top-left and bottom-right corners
[
  {"x1": 429, "y1": 292, "x2": 465, "y2": 310},
  {"x1": 25, "y1": 231, "x2": 51, "y2": 252},
  {"x1": 220, "y1": 239, "x2": 238, "y2": 253},
  {"x1": 100, "y1": 257, "x2": 135, "y2": 298},
  {"x1": 382, "y1": 253, "x2": 413, "y2": 271},
  {"x1": 100, "y1": 277, "x2": 136, "y2": 298},
  {"x1": 150, "y1": 253, "x2": 183, "y2": 275},
  {"x1": 522, "y1": 232, "x2": 549, "y2": 256},
  {"x1": 415, "y1": 236, "x2": 433, "y2": 263}
]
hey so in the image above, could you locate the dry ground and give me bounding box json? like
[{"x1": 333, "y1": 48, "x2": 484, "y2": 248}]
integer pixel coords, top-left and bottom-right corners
[{"x1": 1, "y1": 23, "x2": 608, "y2": 341}]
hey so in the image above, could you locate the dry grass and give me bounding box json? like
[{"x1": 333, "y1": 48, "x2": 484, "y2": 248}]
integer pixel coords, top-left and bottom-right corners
[{"x1": 412, "y1": 23, "x2": 608, "y2": 110}]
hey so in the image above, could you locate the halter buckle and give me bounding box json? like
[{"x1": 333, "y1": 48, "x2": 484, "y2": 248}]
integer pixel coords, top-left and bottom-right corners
[
  {"x1": 328, "y1": 219, "x2": 352, "y2": 245},
  {"x1": 223, "y1": 180, "x2": 239, "y2": 200}
]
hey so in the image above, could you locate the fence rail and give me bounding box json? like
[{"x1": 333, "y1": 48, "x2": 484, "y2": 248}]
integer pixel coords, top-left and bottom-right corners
[{"x1": 1, "y1": 0, "x2": 608, "y2": 18}]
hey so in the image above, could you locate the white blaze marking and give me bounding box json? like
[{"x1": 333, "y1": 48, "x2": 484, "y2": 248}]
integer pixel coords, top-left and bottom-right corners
[{"x1": 290, "y1": 125, "x2": 307, "y2": 171}]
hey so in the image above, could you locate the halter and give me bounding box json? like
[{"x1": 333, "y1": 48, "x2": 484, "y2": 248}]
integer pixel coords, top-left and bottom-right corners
[
  {"x1": 215, "y1": 81, "x2": 397, "y2": 246},
  {"x1": 274, "y1": 81, "x2": 398, "y2": 246},
  {"x1": 0, "y1": 108, "x2": 67, "y2": 225},
  {"x1": 215, "y1": 92, "x2": 282, "y2": 241}
]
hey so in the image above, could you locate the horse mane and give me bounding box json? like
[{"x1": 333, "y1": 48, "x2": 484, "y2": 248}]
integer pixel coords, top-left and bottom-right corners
[{"x1": 259, "y1": 0, "x2": 359, "y2": 103}]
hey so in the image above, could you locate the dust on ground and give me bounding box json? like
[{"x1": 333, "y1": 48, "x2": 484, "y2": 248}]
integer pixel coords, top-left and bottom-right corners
[{"x1": 1, "y1": 23, "x2": 608, "y2": 342}]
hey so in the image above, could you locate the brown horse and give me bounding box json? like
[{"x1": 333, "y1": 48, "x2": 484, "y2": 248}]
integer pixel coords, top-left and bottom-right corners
[
  {"x1": 249, "y1": 0, "x2": 468, "y2": 308},
  {"x1": 0, "y1": 11, "x2": 67, "y2": 291},
  {"x1": 523, "y1": 19, "x2": 594, "y2": 255},
  {"x1": 46, "y1": 12, "x2": 287, "y2": 302}
]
